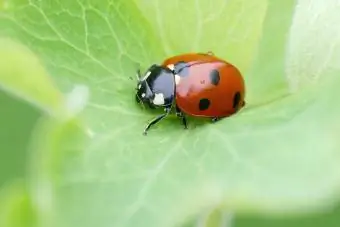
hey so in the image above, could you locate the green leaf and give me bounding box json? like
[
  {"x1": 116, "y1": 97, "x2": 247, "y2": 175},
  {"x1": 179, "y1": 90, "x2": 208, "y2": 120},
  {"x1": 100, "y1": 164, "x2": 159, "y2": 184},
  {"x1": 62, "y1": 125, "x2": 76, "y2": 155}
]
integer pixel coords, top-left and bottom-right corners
[
  {"x1": 0, "y1": 37, "x2": 66, "y2": 117},
  {"x1": 0, "y1": 181, "x2": 37, "y2": 227},
  {"x1": 1, "y1": 1, "x2": 340, "y2": 227}
]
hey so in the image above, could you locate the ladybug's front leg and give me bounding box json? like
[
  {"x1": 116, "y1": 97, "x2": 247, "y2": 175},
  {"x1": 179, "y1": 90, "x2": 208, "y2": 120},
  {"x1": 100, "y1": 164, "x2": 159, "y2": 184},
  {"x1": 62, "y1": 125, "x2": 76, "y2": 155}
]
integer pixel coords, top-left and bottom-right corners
[
  {"x1": 143, "y1": 107, "x2": 171, "y2": 135},
  {"x1": 176, "y1": 105, "x2": 188, "y2": 129}
]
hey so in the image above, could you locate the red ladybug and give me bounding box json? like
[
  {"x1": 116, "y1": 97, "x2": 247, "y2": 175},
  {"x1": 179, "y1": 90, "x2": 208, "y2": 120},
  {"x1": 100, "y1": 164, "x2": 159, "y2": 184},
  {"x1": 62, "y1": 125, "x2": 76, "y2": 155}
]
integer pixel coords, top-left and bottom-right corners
[{"x1": 135, "y1": 52, "x2": 246, "y2": 135}]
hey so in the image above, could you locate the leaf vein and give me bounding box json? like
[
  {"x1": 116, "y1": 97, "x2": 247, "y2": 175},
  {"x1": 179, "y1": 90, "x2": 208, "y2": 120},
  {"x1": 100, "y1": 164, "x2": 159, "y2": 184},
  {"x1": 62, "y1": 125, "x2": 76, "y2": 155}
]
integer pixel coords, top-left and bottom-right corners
[
  {"x1": 29, "y1": 3, "x2": 119, "y2": 76},
  {"x1": 88, "y1": 102, "x2": 145, "y2": 117},
  {"x1": 77, "y1": 0, "x2": 90, "y2": 54},
  {"x1": 192, "y1": 0, "x2": 202, "y2": 51},
  {"x1": 120, "y1": 133, "x2": 187, "y2": 226},
  {"x1": 154, "y1": 0, "x2": 172, "y2": 55}
]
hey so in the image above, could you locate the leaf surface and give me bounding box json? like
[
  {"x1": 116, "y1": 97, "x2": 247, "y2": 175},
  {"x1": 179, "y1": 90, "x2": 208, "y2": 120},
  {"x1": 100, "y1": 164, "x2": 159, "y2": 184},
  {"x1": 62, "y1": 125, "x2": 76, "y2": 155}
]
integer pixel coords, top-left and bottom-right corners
[{"x1": 1, "y1": 1, "x2": 340, "y2": 227}]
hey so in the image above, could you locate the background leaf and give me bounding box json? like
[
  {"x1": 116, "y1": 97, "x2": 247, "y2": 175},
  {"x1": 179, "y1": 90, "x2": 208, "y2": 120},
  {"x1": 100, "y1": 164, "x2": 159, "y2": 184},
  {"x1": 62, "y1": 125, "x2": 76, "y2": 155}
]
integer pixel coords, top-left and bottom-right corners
[
  {"x1": 0, "y1": 37, "x2": 65, "y2": 116},
  {"x1": 1, "y1": 1, "x2": 340, "y2": 227},
  {"x1": 0, "y1": 181, "x2": 37, "y2": 227}
]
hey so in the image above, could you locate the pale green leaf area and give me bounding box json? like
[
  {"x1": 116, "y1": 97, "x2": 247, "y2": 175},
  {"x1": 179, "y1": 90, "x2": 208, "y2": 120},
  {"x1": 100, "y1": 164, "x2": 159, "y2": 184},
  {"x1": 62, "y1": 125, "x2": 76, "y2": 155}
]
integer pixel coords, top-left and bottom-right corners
[
  {"x1": 1, "y1": 0, "x2": 340, "y2": 227},
  {"x1": 0, "y1": 181, "x2": 37, "y2": 227}
]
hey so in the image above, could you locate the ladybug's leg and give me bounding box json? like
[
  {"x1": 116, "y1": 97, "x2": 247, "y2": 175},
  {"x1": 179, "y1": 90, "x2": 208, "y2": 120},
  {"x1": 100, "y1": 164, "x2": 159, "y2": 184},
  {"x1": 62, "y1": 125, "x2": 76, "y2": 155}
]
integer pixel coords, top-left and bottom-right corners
[
  {"x1": 143, "y1": 107, "x2": 171, "y2": 135},
  {"x1": 176, "y1": 105, "x2": 188, "y2": 129},
  {"x1": 207, "y1": 51, "x2": 214, "y2": 55},
  {"x1": 211, "y1": 117, "x2": 221, "y2": 122},
  {"x1": 136, "y1": 69, "x2": 142, "y2": 81}
]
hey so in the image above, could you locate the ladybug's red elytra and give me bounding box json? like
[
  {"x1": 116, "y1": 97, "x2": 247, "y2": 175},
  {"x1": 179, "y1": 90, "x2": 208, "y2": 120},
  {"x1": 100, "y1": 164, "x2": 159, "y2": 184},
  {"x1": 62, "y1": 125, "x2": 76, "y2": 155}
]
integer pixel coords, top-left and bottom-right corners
[{"x1": 135, "y1": 52, "x2": 246, "y2": 135}]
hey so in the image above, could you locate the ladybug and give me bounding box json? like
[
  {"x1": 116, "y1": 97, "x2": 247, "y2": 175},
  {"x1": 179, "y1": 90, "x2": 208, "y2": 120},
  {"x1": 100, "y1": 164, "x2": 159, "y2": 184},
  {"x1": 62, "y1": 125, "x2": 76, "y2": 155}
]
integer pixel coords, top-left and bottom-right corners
[{"x1": 135, "y1": 52, "x2": 246, "y2": 135}]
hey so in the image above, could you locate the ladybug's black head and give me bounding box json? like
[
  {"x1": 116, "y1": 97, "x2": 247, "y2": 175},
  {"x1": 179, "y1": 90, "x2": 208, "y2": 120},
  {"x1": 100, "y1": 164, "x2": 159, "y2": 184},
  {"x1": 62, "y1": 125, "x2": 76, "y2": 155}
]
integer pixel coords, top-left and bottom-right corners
[
  {"x1": 135, "y1": 75, "x2": 154, "y2": 107},
  {"x1": 135, "y1": 64, "x2": 176, "y2": 109}
]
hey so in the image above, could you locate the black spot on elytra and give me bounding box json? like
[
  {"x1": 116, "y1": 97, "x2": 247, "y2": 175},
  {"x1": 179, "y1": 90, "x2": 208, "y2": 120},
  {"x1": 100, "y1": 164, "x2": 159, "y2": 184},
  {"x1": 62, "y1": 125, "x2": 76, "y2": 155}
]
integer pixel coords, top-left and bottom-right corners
[
  {"x1": 209, "y1": 69, "x2": 220, "y2": 86},
  {"x1": 199, "y1": 98, "x2": 210, "y2": 111},
  {"x1": 233, "y1": 92, "x2": 241, "y2": 108},
  {"x1": 174, "y1": 61, "x2": 190, "y2": 77}
]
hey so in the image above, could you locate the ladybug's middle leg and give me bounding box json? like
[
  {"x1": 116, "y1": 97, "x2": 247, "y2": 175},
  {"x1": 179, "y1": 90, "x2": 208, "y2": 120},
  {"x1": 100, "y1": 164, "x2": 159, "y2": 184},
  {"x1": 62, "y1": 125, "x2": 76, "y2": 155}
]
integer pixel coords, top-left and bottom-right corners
[{"x1": 176, "y1": 105, "x2": 188, "y2": 129}]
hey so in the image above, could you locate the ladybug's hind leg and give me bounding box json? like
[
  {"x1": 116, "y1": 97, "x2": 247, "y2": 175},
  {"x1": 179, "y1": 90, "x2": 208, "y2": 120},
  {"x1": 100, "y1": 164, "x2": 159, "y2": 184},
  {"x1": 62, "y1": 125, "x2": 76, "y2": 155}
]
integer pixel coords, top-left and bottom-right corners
[
  {"x1": 211, "y1": 117, "x2": 221, "y2": 122},
  {"x1": 206, "y1": 51, "x2": 214, "y2": 55},
  {"x1": 176, "y1": 105, "x2": 188, "y2": 129}
]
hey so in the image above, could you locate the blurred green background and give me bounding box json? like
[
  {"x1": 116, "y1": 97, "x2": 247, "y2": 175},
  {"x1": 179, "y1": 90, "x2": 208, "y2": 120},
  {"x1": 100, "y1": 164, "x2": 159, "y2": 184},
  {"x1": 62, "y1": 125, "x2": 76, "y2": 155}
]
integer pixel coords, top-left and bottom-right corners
[{"x1": 0, "y1": 91, "x2": 40, "y2": 185}]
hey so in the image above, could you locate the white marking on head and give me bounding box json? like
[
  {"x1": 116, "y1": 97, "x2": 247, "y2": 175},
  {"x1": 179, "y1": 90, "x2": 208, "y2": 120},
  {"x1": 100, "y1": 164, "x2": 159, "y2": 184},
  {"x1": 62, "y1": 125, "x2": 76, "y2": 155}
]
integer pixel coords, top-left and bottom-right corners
[
  {"x1": 141, "y1": 93, "x2": 146, "y2": 98},
  {"x1": 138, "y1": 84, "x2": 142, "y2": 89},
  {"x1": 142, "y1": 71, "x2": 151, "y2": 81},
  {"x1": 167, "y1": 64, "x2": 175, "y2": 71},
  {"x1": 153, "y1": 93, "x2": 165, "y2": 105},
  {"x1": 175, "y1": 74, "x2": 181, "y2": 85}
]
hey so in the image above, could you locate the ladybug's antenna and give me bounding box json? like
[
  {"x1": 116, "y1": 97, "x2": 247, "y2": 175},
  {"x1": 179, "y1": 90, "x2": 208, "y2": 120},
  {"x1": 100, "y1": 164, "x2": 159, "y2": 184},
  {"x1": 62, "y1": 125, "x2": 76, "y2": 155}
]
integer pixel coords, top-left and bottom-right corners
[{"x1": 136, "y1": 69, "x2": 142, "y2": 81}]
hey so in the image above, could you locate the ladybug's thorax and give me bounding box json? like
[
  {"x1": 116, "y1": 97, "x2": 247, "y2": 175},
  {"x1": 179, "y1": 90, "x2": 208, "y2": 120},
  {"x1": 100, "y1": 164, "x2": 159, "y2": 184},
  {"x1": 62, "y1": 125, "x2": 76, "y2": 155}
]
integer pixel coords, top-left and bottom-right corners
[{"x1": 135, "y1": 64, "x2": 175, "y2": 109}]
